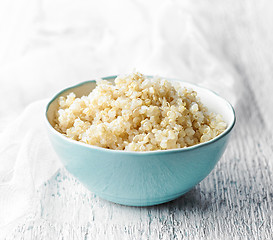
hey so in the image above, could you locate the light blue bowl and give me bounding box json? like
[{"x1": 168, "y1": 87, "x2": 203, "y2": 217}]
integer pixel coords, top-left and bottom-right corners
[{"x1": 45, "y1": 76, "x2": 236, "y2": 206}]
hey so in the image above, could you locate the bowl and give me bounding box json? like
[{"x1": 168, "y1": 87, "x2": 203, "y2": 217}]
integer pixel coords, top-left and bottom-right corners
[{"x1": 45, "y1": 76, "x2": 236, "y2": 206}]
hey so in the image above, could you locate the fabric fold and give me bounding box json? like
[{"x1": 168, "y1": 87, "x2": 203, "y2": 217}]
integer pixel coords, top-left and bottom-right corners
[{"x1": 0, "y1": 100, "x2": 61, "y2": 228}]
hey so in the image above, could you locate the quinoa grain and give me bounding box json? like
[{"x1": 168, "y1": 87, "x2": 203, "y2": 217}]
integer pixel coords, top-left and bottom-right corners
[{"x1": 54, "y1": 72, "x2": 227, "y2": 151}]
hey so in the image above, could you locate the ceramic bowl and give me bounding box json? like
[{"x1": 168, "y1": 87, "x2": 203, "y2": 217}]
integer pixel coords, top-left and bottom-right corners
[{"x1": 45, "y1": 76, "x2": 236, "y2": 206}]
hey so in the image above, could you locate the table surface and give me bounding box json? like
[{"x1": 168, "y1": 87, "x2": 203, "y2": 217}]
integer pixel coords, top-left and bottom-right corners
[{"x1": 1, "y1": 1, "x2": 273, "y2": 239}]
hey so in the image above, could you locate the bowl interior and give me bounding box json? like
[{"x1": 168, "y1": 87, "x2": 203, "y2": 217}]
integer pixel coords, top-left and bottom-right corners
[{"x1": 47, "y1": 77, "x2": 234, "y2": 135}]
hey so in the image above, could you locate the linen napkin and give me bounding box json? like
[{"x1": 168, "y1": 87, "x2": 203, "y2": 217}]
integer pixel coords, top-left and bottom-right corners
[{"x1": 0, "y1": 100, "x2": 62, "y2": 228}]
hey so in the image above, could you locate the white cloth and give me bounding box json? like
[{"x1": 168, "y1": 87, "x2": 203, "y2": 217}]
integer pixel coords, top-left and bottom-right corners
[
  {"x1": 0, "y1": 100, "x2": 62, "y2": 228},
  {"x1": 0, "y1": 0, "x2": 237, "y2": 231}
]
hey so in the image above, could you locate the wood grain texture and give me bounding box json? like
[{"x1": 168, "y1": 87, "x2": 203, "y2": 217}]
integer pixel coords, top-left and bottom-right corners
[{"x1": 2, "y1": 0, "x2": 273, "y2": 239}]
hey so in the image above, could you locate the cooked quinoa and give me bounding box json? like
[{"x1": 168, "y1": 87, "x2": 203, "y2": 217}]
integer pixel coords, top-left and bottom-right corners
[{"x1": 54, "y1": 72, "x2": 227, "y2": 151}]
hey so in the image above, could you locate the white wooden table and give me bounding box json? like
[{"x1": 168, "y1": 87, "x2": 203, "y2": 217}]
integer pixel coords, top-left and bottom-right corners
[{"x1": 1, "y1": 1, "x2": 273, "y2": 239}]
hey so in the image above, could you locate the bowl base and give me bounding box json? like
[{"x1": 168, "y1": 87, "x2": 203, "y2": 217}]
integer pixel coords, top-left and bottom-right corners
[{"x1": 96, "y1": 188, "x2": 193, "y2": 207}]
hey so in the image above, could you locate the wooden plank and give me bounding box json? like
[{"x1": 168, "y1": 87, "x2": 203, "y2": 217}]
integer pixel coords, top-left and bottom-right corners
[{"x1": 5, "y1": 73, "x2": 273, "y2": 239}]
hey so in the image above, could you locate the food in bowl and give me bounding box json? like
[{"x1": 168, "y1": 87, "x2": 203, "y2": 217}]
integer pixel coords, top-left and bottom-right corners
[{"x1": 54, "y1": 72, "x2": 227, "y2": 151}]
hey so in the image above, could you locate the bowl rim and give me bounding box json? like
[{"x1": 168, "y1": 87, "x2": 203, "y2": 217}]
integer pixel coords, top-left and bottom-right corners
[{"x1": 45, "y1": 75, "x2": 236, "y2": 155}]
